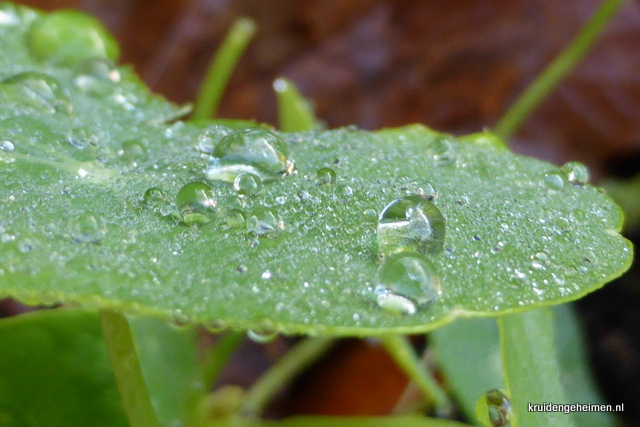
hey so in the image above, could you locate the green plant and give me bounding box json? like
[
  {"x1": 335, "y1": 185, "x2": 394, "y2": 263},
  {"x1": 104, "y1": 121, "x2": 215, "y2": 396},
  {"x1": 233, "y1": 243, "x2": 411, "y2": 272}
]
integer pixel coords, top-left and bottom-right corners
[{"x1": 0, "y1": 1, "x2": 633, "y2": 426}]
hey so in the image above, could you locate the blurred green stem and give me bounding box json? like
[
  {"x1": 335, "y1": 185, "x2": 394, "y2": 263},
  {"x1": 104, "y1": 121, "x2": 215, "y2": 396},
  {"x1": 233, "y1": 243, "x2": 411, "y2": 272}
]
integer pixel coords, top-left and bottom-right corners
[
  {"x1": 241, "y1": 337, "x2": 337, "y2": 417},
  {"x1": 99, "y1": 309, "x2": 160, "y2": 427},
  {"x1": 495, "y1": 0, "x2": 627, "y2": 140},
  {"x1": 381, "y1": 335, "x2": 452, "y2": 416},
  {"x1": 193, "y1": 17, "x2": 256, "y2": 120}
]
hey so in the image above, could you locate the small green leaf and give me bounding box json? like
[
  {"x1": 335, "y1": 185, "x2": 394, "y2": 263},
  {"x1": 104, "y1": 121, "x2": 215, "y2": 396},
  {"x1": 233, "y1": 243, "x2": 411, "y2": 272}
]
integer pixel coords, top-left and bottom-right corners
[
  {"x1": 274, "y1": 77, "x2": 317, "y2": 132},
  {"x1": 0, "y1": 5, "x2": 632, "y2": 337},
  {"x1": 0, "y1": 309, "x2": 128, "y2": 427}
]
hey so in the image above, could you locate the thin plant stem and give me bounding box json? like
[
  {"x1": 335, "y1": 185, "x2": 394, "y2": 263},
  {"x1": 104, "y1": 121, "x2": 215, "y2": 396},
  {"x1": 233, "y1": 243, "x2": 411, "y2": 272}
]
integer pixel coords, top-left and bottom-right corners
[
  {"x1": 495, "y1": 0, "x2": 627, "y2": 140},
  {"x1": 193, "y1": 17, "x2": 256, "y2": 120},
  {"x1": 241, "y1": 337, "x2": 337, "y2": 417},
  {"x1": 381, "y1": 335, "x2": 452, "y2": 416},
  {"x1": 202, "y1": 331, "x2": 244, "y2": 388},
  {"x1": 99, "y1": 309, "x2": 160, "y2": 427}
]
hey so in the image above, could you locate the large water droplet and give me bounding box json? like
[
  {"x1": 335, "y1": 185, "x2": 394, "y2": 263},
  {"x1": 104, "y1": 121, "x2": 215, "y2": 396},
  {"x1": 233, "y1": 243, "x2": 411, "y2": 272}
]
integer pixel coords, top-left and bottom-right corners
[
  {"x1": 375, "y1": 252, "x2": 440, "y2": 315},
  {"x1": 205, "y1": 128, "x2": 294, "y2": 182},
  {"x1": 71, "y1": 212, "x2": 107, "y2": 243},
  {"x1": 430, "y1": 138, "x2": 455, "y2": 165},
  {"x1": 246, "y1": 207, "x2": 280, "y2": 236},
  {"x1": 176, "y1": 182, "x2": 217, "y2": 225},
  {"x1": 26, "y1": 10, "x2": 119, "y2": 66},
  {"x1": 196, "y1": 124, "x2": 231, "y2": 154},
  {"x1": 1, "y1": 72, "x2": 71, "y2": 114},
  {"x1": 233, "y1": 173, "x2": 262, "y2": 196},
  {"x1": 377, "y1": 195, "x2": 445, "y2": 257},
  {"x1": 476, "y1": 389, "x2": 511, "y2": 427},
  {"x1": 561, "y1": 161, "x2": 589, "y2": 185},
  {"x1": 74, "y1": 57, "x2": 120, "y2": 95},
  {"x1": 314, "y1": 167, "x2": 337, "y2": 186}
]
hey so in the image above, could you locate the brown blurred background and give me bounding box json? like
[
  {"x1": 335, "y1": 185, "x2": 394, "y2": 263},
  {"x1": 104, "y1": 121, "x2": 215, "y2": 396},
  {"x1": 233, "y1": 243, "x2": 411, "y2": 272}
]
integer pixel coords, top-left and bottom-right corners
[{"x1": 7, "y1": 0, "x2": 640, "y2": 423}]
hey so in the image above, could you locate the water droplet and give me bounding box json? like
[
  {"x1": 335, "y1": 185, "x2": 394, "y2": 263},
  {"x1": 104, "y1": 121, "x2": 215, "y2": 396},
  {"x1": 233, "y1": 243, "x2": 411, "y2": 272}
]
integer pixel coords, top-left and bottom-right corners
[
  {"x1": 261, "y1": 270, "x2": 272, "y2": 279},
  {"x1": 74, "y1": 57, "x2": 120, "y2": 95},
  {"x1": 247, "y1": 207, "x2": 280, "y2": 236},
  {"x1": 531, "y1": 251, "x2": 550, "y2": 270},
  {"x1": 431, "y1": 137, "x2": 455, "y2": 165},
  {"x1": 176, "y1": 182, "x2": 217, "y2": 225},
  {"x1": 225, "y1": 209, "x2": 246, "y2": 229},
  {"x1": 561, "y1": 161, "x2": 589, "y2": 185},
  {"x1": 1, "y1": 72, "x2": 71, "y2": 114},
  {"x1": 119, "y1": 140, "x2": 147, "y2": 163},
  {"x1": 314, "y1": 167, "x2": 337, "y2": 186},
  {"x1": 247, "y1": 319, "x2": 278, "y2": 343},
  {"x1": 237, "y1": 265, "x2": 248, "y2": 273},
  {"x1": 205, "y1": 128, "x2": 294, "y2": 182},
  {"x1": 543, "y1": 171, "x2": 566, "y2": 191},
  {"x1": 476, "y1": 389, "x2": 511, "y2": 427},
  {"x1": 196, "y1": 124, "x2": 231, "y2": 154},
  {"x1": 18, "y1": 238, "x2": 36, "y2": 253},
  {"x1": 71, "y1": 212, "x2": 107, "y2": 243},
  {"x1": 334, "y1": 184, "x2": 354, "y2": 202},
  {"x1": 375, "y1": 251, "x2": 440, "y2": 315},
  {"x1": 377, "y1": 195, "x2": 445, "y2": 257},
  {"x1": 233, "y1": 173, "x2": 262, "y2": 196},
  {"x1": 0, "y1": 140, "x2": 14, "y2": 151},
  {"x1": 27, "y1": 10, "x2": 119, "y2": 67},
  {"x1": 142, "y1": 187, "x2": 172, "y2": 216}
]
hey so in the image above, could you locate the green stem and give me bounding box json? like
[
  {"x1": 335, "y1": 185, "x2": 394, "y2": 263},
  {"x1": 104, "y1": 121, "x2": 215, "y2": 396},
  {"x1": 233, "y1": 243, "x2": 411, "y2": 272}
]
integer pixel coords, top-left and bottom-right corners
[
  {"x1": 381, "y1": 335, "x2": 452, "y2": 416},
  {"x1": 241, "y1": 337, "x2": 337, "y2": 417},
  {"x1": 193, "y1": 17, "x2": 256, "y2": 120},
  {"x1": 494, "y1": 0, "x2": 627, "y2": 140},
  {"x1": 99, "y1": 309, "x2": 160, "y2": 427},
  {"x1": 202, "y1": 331, "x2": 244, "y2": 388},
  {"x1": 498, "y1": 309, "x2": 574, "y2": 427}
]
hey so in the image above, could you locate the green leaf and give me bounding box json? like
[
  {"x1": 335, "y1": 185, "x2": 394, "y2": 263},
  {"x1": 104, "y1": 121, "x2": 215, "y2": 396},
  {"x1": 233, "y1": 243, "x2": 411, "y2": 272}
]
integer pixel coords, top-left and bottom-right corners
[
  {"x1": 499, "y1": 308, "x2": 574, "y2": 427},
  {"x1": 0, "y1": 4, "x2": 632, "y2": 337},
  {"x1": 0, "y1": 309, "x2": 128, "y2": 427},
  {"x1": 0, "y1": 308, "x2": 200, "y2": 427},
  {"x1": 274, "y1": 77, "x2": 317, "y2": 132},
  {"x1": 432, "y1": 305, "x2": 616, "y2": 426}
]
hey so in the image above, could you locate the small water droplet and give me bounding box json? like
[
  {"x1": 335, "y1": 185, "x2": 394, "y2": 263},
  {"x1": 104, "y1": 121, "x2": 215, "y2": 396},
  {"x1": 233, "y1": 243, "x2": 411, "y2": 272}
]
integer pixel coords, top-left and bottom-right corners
[
  {"x1": 333, "y1": 184, "x2": 354, "y2": 201},
  {"x1": 119, "y1": 140, "x2": 147, "y2": 163},
  {"x1": 176, "y1": 182, "x2": 217, "y2": 225},
  {"x1": 531, "y1": 251, "x2": 550, "y2": 270},
  {"x1": 476, "y1": 389, "x2": 511, "y2": 427},
  {"x1": 196, "y1": 124, "x2": 231, "y2": 154},
  {"x1": 237, "y1": 265, "x2": 248, "y2": 273},
  {"x1": 377, "y1": 195, "x2": 445, "y2": 257},
  {"x1": 0, "y1": 140, "x2": 14, "y2": 151},
  {"x1": 375, "y1": 251, "x2": 440, "y2": 315},
  {"x1": 261, "y1": 270, "x2": 272, "y2": 279},
  {"x1": 18, "y1": 238, "x2": 36, "y2": 253},
  {"x1": 233, "y1": 173, "x2": 262, "y2": 196},
  {"x1": 247, "y1": 319, "x2": 278, "y2": 343},
  {"x1": 205, "y1": 128, "x2": 294, "y2": 182},
  {"x1": 74, "y1": 57, "x2": 120, "y2": 95},
  {"x1": 314, "y1": 167, "x2": 337, "y2": 186},
  {"x1": 247, "y1": 207, "x2": 280, "y2": 237},
  {"x1": 142, "y1": 187, "x2": 172, "y2": 216},
  {"x1": 561, "y1": 161, "x2": 589, "y2": 185},
  {"x1": 431, "y1": 137, "x2": 455, "y2": 165},
  {"x1": 225, "y1": 209, "x2": 246, "y2": 229},
  {"x1": 275, "y1": 196, "x2": 286, "y2": 205},
  {"x1": 1, "y1": 72, "x2": 71, "y2": 114},
  {"x1": 543, "y1": 171, "x2": 566, "y2": 191},
  {"x1": 71, "y1": 212, "x2": 107, "y2": 243}
]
